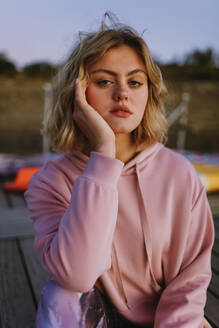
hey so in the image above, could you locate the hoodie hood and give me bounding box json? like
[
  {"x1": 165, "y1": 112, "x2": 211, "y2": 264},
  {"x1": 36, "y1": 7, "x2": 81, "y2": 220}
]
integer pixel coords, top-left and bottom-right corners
[
  {"x1": 69, "y1": 142, "x2": 163, "y2": 176},
  {"x1": 67, "y1": 142, "x2": 164, "y2": 309}
]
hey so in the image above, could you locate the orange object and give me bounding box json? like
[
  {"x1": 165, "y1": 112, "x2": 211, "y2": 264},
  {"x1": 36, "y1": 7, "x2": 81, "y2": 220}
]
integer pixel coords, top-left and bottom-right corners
[{"x1": 3, "y1": 166, "x2": 41, "y2": 192}]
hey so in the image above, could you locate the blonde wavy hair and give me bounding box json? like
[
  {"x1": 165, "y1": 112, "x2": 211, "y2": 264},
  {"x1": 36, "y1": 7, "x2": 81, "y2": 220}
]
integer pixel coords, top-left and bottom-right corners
[{"x1": 43, "y1": 12, "x2": 168, "y2": 154}]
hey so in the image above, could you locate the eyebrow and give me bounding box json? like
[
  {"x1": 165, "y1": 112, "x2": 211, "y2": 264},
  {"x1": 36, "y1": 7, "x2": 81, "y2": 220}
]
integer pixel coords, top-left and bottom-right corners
[{"x1": 89, "y1": 69, "x2": 147, "y2": 77}]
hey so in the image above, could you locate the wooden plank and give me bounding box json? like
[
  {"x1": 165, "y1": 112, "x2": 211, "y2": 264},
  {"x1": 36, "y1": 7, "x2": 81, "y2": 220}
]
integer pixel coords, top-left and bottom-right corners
[
  {"x1": 212, "y1": 252, "x2": 219, "y2": 274},
  {"x1": 214, "y1": 220, "x2": 219, "y2": 231},
  {"x1": 19, "y1": 237, "x2": 51, "y2": 302},
  {"x1": 0, "y1": 208, "x2": 34, "y2": 239},
  {"x1": 0, "y1": 239, "x2": 36, "y2": 327},
  {"x1": 205, "y1": 290, "x2": 219, "y2": 328},
  {"x1": 208, "y1": 271, "x2": 219, "y2": 299},
  {"x1": 213, "y1": 236, "x2": 219, "y2": 254},
  {"x1": 206, "y1": 208, "x2": 219, "y2": 327},
  {"x1": 208, "y1": 194, "x2": 219, "y2": 216}
]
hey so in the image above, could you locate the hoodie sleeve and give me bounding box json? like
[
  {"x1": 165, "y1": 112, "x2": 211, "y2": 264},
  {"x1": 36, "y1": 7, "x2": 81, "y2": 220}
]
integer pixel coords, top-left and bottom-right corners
[
  {"x1": 154, "y1": 187, "x2": 215, "y2": 328},
  {"x1": 25, "y1": 151, "x2": 124, "y2": 292}
]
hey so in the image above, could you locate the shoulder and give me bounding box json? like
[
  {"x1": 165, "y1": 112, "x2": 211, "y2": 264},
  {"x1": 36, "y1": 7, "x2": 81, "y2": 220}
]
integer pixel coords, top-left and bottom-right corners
[
  {"x1": 158, "y1": 146, "x2": 198, "y2": 175},
  {"x1": 156, "y1": 146, "x2": 204, "y2": 202},
  {"x1": 27, "y1": 154, "x2": 75, "y2": 194}
]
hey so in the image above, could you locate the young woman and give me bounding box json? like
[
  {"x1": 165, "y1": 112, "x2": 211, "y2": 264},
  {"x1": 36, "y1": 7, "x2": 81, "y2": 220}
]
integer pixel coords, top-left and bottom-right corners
[{"x1": 25, "y1": 13, "x2": 214, "y2": 328}]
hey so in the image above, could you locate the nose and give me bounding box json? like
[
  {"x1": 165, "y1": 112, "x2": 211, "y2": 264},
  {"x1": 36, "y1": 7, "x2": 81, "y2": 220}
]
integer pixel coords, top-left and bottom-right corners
[{"x1": 113, "y1": 84, "x2": 128, "y2": 102}]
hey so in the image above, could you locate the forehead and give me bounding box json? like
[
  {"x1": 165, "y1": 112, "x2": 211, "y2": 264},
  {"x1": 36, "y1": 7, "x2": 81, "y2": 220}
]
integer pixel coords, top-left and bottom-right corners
[{"x1": 88, "y1": 45, "x2": 146, "y2": 73}]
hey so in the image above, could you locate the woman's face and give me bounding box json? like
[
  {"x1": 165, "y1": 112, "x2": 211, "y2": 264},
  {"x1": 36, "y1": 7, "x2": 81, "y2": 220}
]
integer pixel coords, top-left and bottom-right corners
[{"x1": 85, "y1": 45, "x2": 148, "y2": 134}]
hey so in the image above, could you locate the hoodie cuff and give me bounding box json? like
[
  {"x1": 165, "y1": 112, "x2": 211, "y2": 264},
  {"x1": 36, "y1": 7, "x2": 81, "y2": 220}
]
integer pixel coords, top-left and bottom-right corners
[{"x1": 81, "y1": 151, "x2": 124, "y2": 187}]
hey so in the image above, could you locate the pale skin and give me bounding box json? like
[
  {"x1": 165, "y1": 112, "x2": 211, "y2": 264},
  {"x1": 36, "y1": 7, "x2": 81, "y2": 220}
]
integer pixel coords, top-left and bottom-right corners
[{"x1": 73, "y1": 45, "x2": 150, "y2": 163}]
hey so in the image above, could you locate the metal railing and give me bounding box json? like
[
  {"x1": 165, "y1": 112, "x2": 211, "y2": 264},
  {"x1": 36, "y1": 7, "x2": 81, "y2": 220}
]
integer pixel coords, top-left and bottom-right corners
[
  {"x1": 42, "y1": 83, "x2": 52, "y2": 154},
  {"x1": 167, "y1": 92, "x2": 190, "y2": 150}
]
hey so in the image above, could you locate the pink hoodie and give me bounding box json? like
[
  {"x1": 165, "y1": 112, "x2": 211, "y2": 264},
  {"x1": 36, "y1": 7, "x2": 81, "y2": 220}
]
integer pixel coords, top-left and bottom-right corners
[{"x1": 25, "y1": 142, "x2": 214, "y2": 327}]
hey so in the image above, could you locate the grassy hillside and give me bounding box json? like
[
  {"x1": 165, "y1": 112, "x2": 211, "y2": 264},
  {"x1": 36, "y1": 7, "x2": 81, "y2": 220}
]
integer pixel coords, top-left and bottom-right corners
[{"x1": 0, "y1": 75, "x2": 218, "y2": 155}]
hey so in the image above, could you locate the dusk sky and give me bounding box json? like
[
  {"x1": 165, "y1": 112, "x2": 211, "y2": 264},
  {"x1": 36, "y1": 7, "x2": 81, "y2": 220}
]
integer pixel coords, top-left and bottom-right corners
[{"x1": 0, "y1": 0, "x2": 218, "y2": 68}]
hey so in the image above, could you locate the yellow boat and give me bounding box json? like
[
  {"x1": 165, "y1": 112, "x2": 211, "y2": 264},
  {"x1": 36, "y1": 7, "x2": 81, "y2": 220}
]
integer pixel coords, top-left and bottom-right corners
[{"x1": 193, "y1": 163, "x2": 219, "y2": 193}]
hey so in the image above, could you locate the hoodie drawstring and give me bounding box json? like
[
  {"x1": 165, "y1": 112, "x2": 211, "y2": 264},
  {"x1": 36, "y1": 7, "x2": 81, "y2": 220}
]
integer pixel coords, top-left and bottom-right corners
[
  {"x1": 112, "y1": 242, "x2": 131, "y2": 309},
  {"x1": 136, "y1": 163, "x2": 161, "y2": 292},
  {"x1": 111, "y1": 162, "x2": 161, "y2": 312}
]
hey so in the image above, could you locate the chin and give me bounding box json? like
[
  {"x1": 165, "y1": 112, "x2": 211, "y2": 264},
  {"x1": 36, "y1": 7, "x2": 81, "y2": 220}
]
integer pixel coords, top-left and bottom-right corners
[
  {"x1": 112, "y1": 127, "x2": 134, "y2": 134},
  {"x1": 109, "y1": 122, "x2": 139, "y2": 134}
]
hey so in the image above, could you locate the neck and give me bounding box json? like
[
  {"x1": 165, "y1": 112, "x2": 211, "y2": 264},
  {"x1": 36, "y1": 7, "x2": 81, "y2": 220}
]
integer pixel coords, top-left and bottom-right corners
[
  {"x1": 115, "y1": 133, "x2": 138, "y2": 163},
  {"x1": 81, "y1": 133, "x2": 139, "y2": 163}
]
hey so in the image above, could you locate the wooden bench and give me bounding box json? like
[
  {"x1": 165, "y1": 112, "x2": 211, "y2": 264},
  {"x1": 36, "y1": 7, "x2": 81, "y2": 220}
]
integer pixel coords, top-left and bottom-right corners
[
  {"x1": 204, "y1": 215, "x2": 219, "y2": 328},
  {"x1": 205, "y1": 214, "x2": 219, "y2": 328}
]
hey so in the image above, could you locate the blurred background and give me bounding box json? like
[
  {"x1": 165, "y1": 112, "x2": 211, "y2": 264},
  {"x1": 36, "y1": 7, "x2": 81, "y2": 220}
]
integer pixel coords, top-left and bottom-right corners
[
  {"x1": 0, "y1": 0, "x2": 218, "y2": 155},
  {"x1": 0, "y1": 3, "x2": 219, "y2": 327}
]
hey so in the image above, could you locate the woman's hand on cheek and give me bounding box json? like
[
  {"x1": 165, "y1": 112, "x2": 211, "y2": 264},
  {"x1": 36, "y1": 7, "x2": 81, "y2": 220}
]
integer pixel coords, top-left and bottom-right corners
[{"x1": 73, "y1": 79, "x2": 116, "y2": 155}]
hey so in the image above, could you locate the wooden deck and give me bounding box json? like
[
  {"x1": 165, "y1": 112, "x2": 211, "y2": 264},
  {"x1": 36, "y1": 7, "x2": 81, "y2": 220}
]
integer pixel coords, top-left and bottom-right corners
[{"x1": 0, "y1": 192, "x2": 219, "y2": 327}]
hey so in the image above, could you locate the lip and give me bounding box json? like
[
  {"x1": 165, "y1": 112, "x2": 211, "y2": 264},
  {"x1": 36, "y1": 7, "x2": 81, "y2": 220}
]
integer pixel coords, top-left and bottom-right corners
[
  {"x1": 111, "y1": 111, "x2": 131, "y2": 118},
  {"x1": 110, "y1": 105, "x2": 133, "y2": 114}
]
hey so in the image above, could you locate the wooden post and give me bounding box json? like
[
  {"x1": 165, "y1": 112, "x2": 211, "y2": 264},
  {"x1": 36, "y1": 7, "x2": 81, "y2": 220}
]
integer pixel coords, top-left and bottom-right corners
[
  {"x1": 167, "y1": 92, "x2": 190, "y2": 150},
  {"x1": 176, "y1": 92, "x2": 190, "y2": 150},
  {"x1": 42, "y1": 83, "x2": 52, "y2": 154}
]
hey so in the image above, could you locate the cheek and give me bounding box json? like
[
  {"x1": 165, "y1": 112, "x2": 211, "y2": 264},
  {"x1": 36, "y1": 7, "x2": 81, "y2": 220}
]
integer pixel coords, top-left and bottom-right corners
[
  {"x1": 142, "y1": 87, "x2": 149, "y2": 102},
  {"x1": 134, "y1": 91, "x2": 148, "y2": 112},
  {"x1": 85, "y1": 87, "x2": 94, "y2": 106},
  {"x1": 86, "y1": 87, "x2": 110, "y2": 109},
  {"x1": 85, "y1": 88, "x2": 102, "y2": 111}
]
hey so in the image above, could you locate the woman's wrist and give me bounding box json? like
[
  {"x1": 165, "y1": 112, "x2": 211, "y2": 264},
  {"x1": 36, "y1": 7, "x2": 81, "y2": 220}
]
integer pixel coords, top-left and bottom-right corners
[{"x1": 94, "y1": 144, "x2": 116, "y2": 158}]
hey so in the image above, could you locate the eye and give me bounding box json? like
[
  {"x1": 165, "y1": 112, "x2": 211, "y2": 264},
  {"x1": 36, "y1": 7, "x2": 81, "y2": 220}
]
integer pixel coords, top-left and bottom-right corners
[
  {"x1": 128, "y1": 80, "x2": 143, "y2": 87},
  {"x1": 96, "y1": 80, "x2": 112, "y2": 86}
]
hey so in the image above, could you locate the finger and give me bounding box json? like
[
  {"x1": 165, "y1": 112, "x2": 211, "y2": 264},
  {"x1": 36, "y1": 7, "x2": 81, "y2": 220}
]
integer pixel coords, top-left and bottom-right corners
[
  {"x1": 75, "y1": 79, "x2": 86, "y2": 105},
  {"x1": 79, "y1": 79, "x2": 88, "y2": 102},
  {"x1": 74, "y1": 79, "x2": 82, "y2": 105}
]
